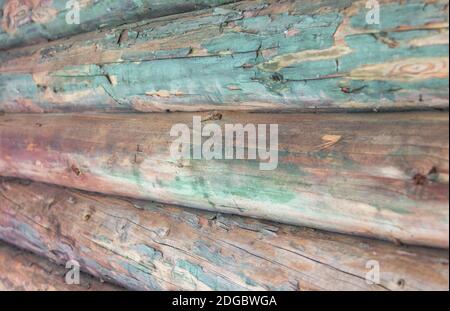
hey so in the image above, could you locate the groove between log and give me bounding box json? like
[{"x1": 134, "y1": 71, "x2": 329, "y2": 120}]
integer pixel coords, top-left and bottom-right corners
[{"x1": 0, "y1": 241, "x2": 120, "y2": 291}]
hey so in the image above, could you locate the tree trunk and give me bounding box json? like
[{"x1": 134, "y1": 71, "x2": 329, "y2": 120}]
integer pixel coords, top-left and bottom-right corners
[
  {"x1": 0, "y1": 0, "x2": 237, "y2": 50},
  {"x1": 0, "y1": 0, "x2": 448, "y2": 113},
  {"x1": 0, "y1": 112, "x2": 448, "y2": 248},
  {"x1": 0, "y1": 241, "x2": 121, "y2": 291},
  {"x1": 0, "y1": 178, "x2": 448, "y2": 291}
]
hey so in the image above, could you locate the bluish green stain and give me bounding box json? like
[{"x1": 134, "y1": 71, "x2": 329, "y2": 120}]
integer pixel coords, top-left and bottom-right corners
[
  {"x1": 388, "y1": 29, "x2": 445, "y2": 41},
  {"x1": 193, "y1": 239, "x2": 281, "y2": 288},
  {"x1": 203, "y1": 32, "x2": 263, "y2": 54},
  {"x1": 0, "y1": 0, "x2": 237, "y2": 50},
  {"x1": 192, "y1": 241, "x2": 235, "y2": 267},
  {"x1": 176, "y1": 259, "x2": 246, "y2": 291},
  {"x1": 118, "y1": 260, "x2": 162, "y2": 290},
  {"x1": 339, "y1": 34, "x2": 449, "y2": 73},
  {"x1": 240, "y1": 273, "x2": 259, "y2": 287},
  {"x1": 133, "y1": 244, "x2": 163, "y2": 261},
  {"x1": 16, "y1": 223, "x2": 47, "y2": 250},
  {"x1": 165, "y1": 159, "x2": 298, "y2": 205},
  {"x1": 0, "y1": 0, "x2": 447, "y2": 112},
  {"x1": 350, "y1": 0, "x2": 448, "y2": 30},
  {"x1": 0, "y1": 74, "x2": 39, "y2": 100}
]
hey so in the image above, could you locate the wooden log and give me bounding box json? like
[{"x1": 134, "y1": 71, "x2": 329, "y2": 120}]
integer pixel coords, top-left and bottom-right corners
[
  {"x1": 0, "y1": 0, "x2": 237, "y2": 50},
  {"x1": 0, "y1": 178, "x2": 448, "y2": 291},
  {"x1": 0, "y1": 0, "x2": 448, "y2": 113},
  {"x1": 0, "y1": 112, "x2": 448, "y2": 248},
  {"x1": 0, "y1": 241, "x2": 120, "y2": 291}
]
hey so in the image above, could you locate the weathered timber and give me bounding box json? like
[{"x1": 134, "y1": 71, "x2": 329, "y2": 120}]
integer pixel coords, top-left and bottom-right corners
[
  {"x1": 0, "y1": 0, "x2": 237, "y2": 50},
  {"x1": 0, "y1": 0, "x2": 448, "y2": 113},
  {"x1": 0, "y1": 178, "x2": 448, "y2": 291},
  {"x1": 0, "y1": 241, "x2": 120, "y2": 291},
  {"x1": 0, "y1": 112, "x2": 448, "y2": 247}
]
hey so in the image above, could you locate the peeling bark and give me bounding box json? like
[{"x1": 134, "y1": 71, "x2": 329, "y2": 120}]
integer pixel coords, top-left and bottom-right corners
[
  {"x1": 0, "y1": 0, "x2": 448, "y2": 113},
  {"x1": 0, "y1": 112, "x2": 448, "y2": 247},
  {"x1": 0, "y1": 178, "x2": 448, "y2": 291},
  {"x1": 0, "y1": 0, "x2": 237, "y2": 50},
  {"x1": 0, "y1": 241, "x2": 120, "y2": 291}
]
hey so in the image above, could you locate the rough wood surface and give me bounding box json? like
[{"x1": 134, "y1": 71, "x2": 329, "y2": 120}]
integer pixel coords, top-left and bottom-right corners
[
  {"x1": 0, "y1": 241, "x2": 120, "y2": 291},
  {"x1": 0, "y1": 178, "x2": 448, "y2": 291},
  {"x1": 0, "y1": 0, "x2": 237, "y2": 50},
  {"x1": 0, "y1": 0, "x2": 448, "y2": 113},
  {"x1": 0, "y1": 112, "x2": 448, "y2": 248}
]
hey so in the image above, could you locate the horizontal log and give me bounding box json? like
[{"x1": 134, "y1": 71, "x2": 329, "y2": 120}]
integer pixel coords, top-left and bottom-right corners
[
  {"x1": 0, "y1": 0, "x2": 236, "y2": 50},
  {"x1": 0, "y1": 241, "x2": 120, "y2": 291},
  {"x1": 0, "y1": 0, "x2": 448, "y2": 113},
  {"x1": 0, "y1": 178, "x2": 448, "y2": 291},
  {"x1": 0, "y1": 112, "x2": 448, "y2": 247}
]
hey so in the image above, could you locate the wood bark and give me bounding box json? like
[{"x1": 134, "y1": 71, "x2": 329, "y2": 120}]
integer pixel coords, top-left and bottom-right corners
[
  {"x1": 0, "y1": 241, "x2": 120, "y2": 291},
  {"x1": 0, "y1": 112, "x2": 448, "y2": 248},
  {"x1": 0, "y1": 0, "x2": 448, "y2": 113},
  {"x1": 0, "y1": 178, "x2": 448, "y2": 291},
  {"x1": 0, "y1": 0, "x2": 237, "y2": 50}
]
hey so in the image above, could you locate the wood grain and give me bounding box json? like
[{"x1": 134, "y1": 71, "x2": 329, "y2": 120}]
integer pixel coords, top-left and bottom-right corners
[
  {"x1": 0, "y1": 0, "x2": 237, "y2": 50},
  {"x1": 0, "y1": 178, "x2": 448, "y2": 291},
  {"x1": 0, "y1": 241, "x2": 120, "y2": 291},
  {"x1": 0, "y1": 0, "x2": 448, "y2": 113},
  {"x1": 0, "y1": 112, "x2": 448, "y2": 247}
]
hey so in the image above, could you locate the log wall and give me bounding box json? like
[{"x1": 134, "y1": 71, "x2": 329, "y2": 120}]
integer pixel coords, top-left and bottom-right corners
[
  {"x1": 0, "y1": 0, "x2": 448, "y2": 292},
  {"x1": 0, "y1": 178, "x2": 448, "y2": 291},
  {"x1": 0, "y1": 0, "x2": 448, "y2": 113},
  {"x1": 0, "y1": 112, "x2": 448, "y2": 247},
  {"x1": 0, "y1": 241, "x2": 120, "y2": 291},
  {"x1": 0, "y1": 0, "x2": 237, "y2": 50}
]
